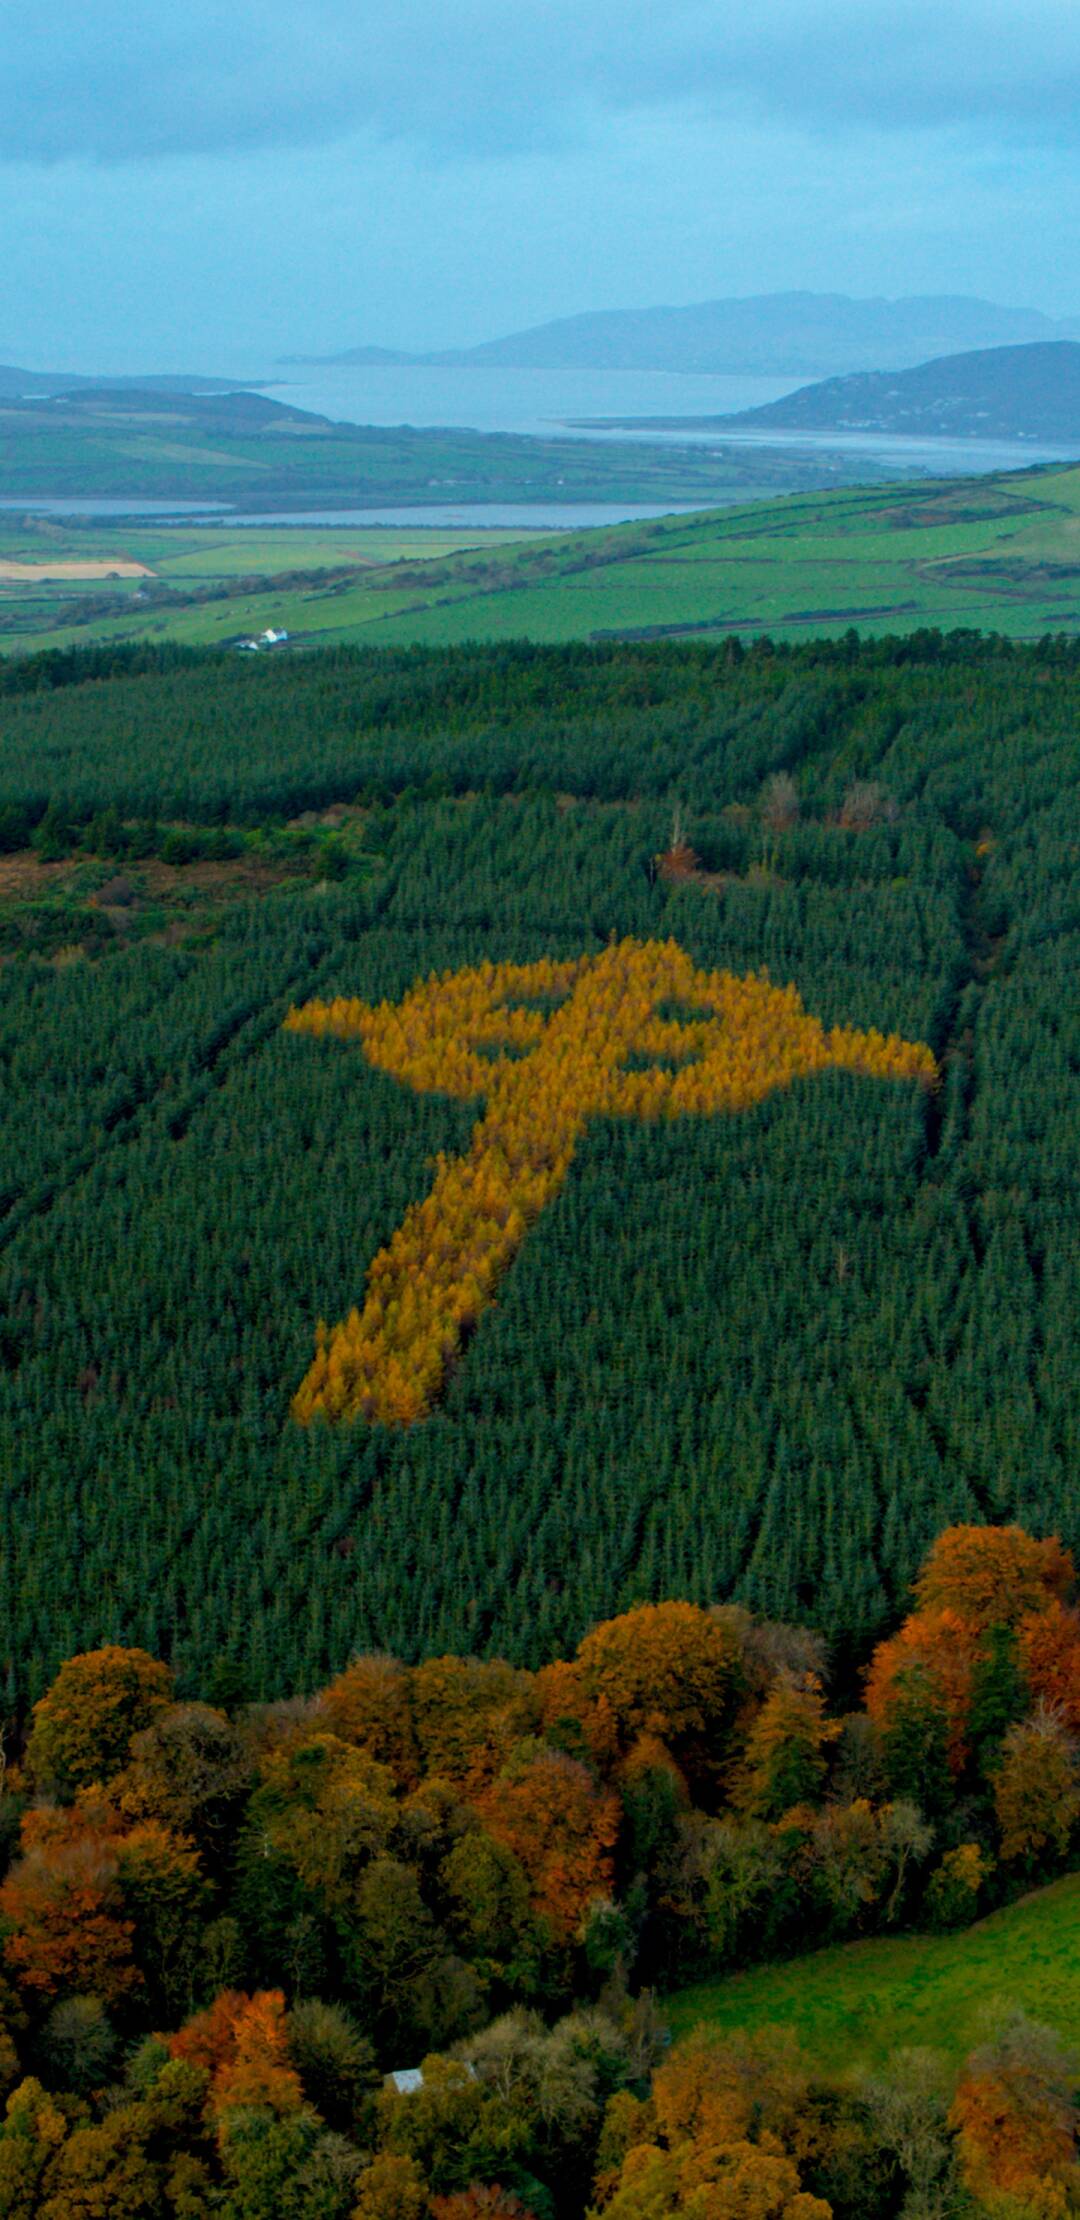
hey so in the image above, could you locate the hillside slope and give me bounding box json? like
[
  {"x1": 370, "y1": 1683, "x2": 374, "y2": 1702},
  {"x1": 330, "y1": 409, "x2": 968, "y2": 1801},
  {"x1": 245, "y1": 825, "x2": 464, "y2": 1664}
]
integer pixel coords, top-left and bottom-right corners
[
  {"x1": 0, "y1": 363, "x2": 254, "y2": 398},
  {"x1": 0, "y1": 381, "x2": 895, "y2": 512},
  {"x1": 0, "y1": 633, "x2": 1075, "y2": 1696},
  {"x1": 10, "y1": 462, "x2": 1076, "y2": 659},
  {"x1": 722, "y1": 341, "x2": 1080, "y2": 442},
  {"x1": 668, "y1": 1875, "x2": 1080, "y2": 2072}
]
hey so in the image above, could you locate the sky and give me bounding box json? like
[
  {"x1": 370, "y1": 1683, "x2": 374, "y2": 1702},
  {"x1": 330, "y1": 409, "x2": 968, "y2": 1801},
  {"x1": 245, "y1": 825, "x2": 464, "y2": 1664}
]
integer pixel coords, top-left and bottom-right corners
[{"x1": 4, "y1": 0, "x2": 1080, "y2": 373}]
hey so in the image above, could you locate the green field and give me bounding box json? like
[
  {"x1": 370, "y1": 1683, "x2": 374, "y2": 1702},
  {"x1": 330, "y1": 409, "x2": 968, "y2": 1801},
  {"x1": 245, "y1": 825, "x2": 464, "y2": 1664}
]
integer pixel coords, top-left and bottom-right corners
[
  {"x1": 0, "y1": 519, "x2": 538, "y2": 650},
  {"x1": 666, "y1": 1875, "x2": 1080, "y2": 2073},
  {"x1": 5, "y1": 461, "x2": 1080, "y2": 657}
]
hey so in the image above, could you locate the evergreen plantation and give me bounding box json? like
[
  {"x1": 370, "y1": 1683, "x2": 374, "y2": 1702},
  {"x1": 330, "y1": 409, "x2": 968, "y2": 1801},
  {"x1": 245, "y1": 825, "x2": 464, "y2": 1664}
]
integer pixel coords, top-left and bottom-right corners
[{"x1": 0, "y1": 632, "x2": 1076, "y2": 1705}]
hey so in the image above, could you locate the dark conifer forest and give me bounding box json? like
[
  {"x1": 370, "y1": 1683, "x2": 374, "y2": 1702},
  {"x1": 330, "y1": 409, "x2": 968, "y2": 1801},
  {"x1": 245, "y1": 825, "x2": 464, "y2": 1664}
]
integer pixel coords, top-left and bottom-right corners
[{"x1": 0, "y1": 632, "x2": 1076, "y2": 1704}]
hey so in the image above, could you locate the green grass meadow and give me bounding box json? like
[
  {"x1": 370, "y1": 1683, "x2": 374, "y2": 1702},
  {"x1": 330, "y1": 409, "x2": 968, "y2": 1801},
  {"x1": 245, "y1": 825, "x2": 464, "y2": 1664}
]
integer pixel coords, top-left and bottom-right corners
[
  {"x1": 666, "y1": 1876, "x2": 1080, "y2": 2074},
  {"x1": 5, "y1": 461, "x2": 1080, "y2": 657}
]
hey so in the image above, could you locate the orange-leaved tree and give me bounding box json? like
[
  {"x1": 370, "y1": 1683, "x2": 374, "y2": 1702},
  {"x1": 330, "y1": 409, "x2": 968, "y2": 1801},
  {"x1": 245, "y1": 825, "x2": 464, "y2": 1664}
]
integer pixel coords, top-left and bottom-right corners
[
  {"x1": 476, "y1": 1747, "x2": 620, "y2": 1943},
  {"x1": 1018, "y1": 1600, "x2": 1080, "y2": 1735},
  {"x1": 915, "y1": 1525, "x2": 1073, "y2": 1632},
  {"x1": 26, "y1": 1648, "x2": 174, "y2": 1802},
  {"x1": 317, "y1": 1654, "x2": 420, "y2": 1787},
  {"x1": 950, "y1": 2015, "x2": 1080, "y2": 2217},
  {"x1": 594, "y1": 2137, "x2": 833, "y2": 2218},
  {"x1": 573, "y1": 1602, "x2": 746, "y2": 1795},
  {"x1": 593, "y1": 2031, "x2": 832, "y2": 2219},
  {"x1": 0, "y1": 1803, "x2": 141, "y2": 2008},
  {"x1": 168, "y1": 1988, "x2": 302, "y2": 2126},
  {"x1": 864, "y1": 1608, "x2": 977, "y2": 1781}
]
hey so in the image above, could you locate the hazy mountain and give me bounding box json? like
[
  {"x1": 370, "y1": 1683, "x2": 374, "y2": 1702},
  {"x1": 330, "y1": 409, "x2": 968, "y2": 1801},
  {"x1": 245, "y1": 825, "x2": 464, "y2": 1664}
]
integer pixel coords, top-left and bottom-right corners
[
  {"x1": 715, "y1": 341, "x2": 1080, "y2": 442},
  {"x1": 284, "y1": 293, "x2": 1080, "y2": 379},
  {"x1": 0, "y1": 365, "x2": 255, "y2": 399}
]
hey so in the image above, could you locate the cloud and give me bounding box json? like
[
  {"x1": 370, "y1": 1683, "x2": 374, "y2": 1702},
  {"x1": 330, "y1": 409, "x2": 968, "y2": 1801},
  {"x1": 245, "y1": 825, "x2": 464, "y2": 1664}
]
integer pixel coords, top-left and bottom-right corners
[{"x1": 6, "y1": 0, "x2": 1080, "y2": 166}]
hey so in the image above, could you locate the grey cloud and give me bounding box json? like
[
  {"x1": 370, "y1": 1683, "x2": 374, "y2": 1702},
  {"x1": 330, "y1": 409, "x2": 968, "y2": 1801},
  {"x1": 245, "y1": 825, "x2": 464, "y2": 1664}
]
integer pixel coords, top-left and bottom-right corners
[{"x1": 5, "y1": 0, "x2": 1080, "y2": 165}]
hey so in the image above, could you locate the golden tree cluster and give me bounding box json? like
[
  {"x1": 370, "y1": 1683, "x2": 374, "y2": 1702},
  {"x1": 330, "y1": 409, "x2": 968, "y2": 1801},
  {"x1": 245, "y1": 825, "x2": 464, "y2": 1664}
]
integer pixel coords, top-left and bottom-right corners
[{"x1": 286, "y1": 940, "x2": 936, "y2": 1425}]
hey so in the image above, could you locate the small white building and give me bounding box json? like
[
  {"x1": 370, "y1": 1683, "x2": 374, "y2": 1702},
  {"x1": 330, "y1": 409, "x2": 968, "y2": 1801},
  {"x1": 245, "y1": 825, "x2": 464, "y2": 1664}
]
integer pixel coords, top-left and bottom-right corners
[{"x1": 386, "y1": 2068, "x2": 425, "y2": 2096}]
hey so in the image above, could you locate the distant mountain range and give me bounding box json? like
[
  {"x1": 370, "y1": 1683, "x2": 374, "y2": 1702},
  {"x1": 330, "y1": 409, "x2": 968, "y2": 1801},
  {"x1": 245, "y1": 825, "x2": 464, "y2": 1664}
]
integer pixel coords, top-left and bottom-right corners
[
  {"x1": 0, "y1": 365, "x2": 253, "y2": 400},
  {"x1": 714, "y1": 342, "x2": 1080, "y2": 444},
  {"x1": 284, "y1": 293, "x2": 1080, "y2": 379}
]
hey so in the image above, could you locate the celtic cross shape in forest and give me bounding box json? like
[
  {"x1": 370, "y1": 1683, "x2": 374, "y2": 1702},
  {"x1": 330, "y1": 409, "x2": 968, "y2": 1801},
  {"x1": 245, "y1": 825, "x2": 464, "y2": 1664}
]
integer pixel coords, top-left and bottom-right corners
[{"x1": 285, "y1": 938, "x2": 936, "y2": 1425}]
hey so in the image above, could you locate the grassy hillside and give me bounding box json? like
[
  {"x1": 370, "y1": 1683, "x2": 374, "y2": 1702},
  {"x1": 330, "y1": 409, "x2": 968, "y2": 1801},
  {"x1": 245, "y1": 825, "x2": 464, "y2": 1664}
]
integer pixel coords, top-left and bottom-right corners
[
  {"x1": 0, "y1": 517, "x2": 535, "y2": 649},
  {"x1": 0, "y1": 381, "x2": 890, "y2": 514},
  {"x1": 667, "y1": 1875, "x2": 1080, "y2": 2073},
  {"x1": 5, "y1": 462, "x2": 1080, "y2": 658}
]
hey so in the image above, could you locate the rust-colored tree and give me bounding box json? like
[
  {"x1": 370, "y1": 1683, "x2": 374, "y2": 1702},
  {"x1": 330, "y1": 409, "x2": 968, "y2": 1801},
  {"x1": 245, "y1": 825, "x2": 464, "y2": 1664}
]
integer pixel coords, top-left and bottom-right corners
[
  {"x1": 950, "y1": 2015, "x2": 1080, "y2": 2217},
  {"x1": 0, "y1": 1804, "x2": 141, "y2": 2008},
  {"x1": 864, "y1": 1608, "x2": 978, "y2": 1777},
  {"x1": 477, "y1": 1748, "x2": 620, "y2": 1943},
  {"x1": 317, "y1": 1655, "x2": 420, "y2": 1787},
  {"x1": 1019, "y1": 1601, "x2": 1080, "y2": 1736},
  {"x1": 430, "y1": 2191, "x2": 538, "y2": 2219},
  {"x1": 168, "y1": 1988, "x2": 303, "y2": 2126}
]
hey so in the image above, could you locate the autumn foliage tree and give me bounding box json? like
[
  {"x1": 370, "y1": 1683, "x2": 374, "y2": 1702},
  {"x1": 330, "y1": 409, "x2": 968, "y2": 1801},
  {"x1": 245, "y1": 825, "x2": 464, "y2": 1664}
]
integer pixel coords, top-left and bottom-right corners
[
  {"x1": 994, "y1": 1710, "x2": 1080, "y2": 1866},
  {"x1": 0, "y1": 1804, "x2": 142, "y2": 2010},
  {"x1": 25, "y1": 1648, "x2": 174, "y2": 1802},
  {"x1": 477, "y1": 1747, "x2": 620, "y2": 1943},
  {"x1": 735, "y1": 1675, "x2": 839, "y2": 1821},
  {"x1": 317, "y1": 1655, "x2": 420, "y2": 1787},
  {"x1": 914, "y1": 1526, "x2": 1074, "y2": 1631},
  {"x1": 867, "y1": 1528, "x2": 1080, "y2": 1809},
  {"x1": 864, "y1": 1609, "x2": 975, "y2": 1790},
  {"x1": 351, "y1": 2148, "x2": 430, "y2": 2220},
  {"x1": 1019, "y1": 1601, "x2": 1080, "y2": 1736},
  {"x1": 430, "y1": 2191, "x2": 538, "y2": 2219},
  {"x1": 116, "y1": 1699, "x2": 252, "y2": 1848},
  {"x1": 114, "y1": 1819, "x2": 209, "y2": 2019},
  {"x1": 950, "y1": 2015, "x2": 1080, "y2": 2217},
  {"x1": 573, "y1": 1601, "x2": 747, "y2": 1796},
  {"x1": 246, "y1": 1733, "x2": 399, "y2": 1908},
  {"x1": 592, "y1": 2032, "x2": 833, "y2": 2219},
  {"x1": 168, "y1": 1988, "x2": 303, "y2": 2127},
  {"x1": 409, "y1": 1656, "x2": 539, "y2": 1792}
]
